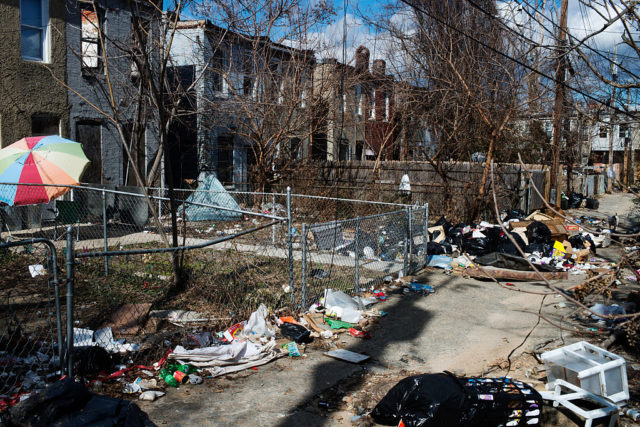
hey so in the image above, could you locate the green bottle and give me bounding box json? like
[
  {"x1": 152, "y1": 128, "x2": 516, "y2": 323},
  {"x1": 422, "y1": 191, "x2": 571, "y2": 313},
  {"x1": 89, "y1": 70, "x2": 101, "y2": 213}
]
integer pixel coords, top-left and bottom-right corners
[
  {"x1": 174, "y1": 364, "x2": 197, "y2": 375},
  {"x1": 159, "y1": 368, "x2": 179, "y2": 387}
]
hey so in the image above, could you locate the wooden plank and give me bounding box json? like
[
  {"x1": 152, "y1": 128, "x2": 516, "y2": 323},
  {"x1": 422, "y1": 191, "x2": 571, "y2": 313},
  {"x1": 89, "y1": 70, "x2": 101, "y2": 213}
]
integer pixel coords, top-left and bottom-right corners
[{"x1": 463, "y1": 266, "x2": 568, "y2": 281}]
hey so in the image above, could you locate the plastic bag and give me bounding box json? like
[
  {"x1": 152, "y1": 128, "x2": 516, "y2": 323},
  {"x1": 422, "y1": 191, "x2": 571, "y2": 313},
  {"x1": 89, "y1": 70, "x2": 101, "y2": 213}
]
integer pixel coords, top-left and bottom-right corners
[
  {"x1": 526, "y1": 221, "x2": 551, "y2": 244},
  {"x1": 434, "y1": 216, "x2": 453, "y2": 236},
  {"x1": 243, "y1": 303, "x2": 275, "y2": 338},
  {"x1": 568, "y1": 234, "x2": 596, "y2": 255},
  {"x1": 371, "y1": 373, "x2": 469, "y2": 427},
  {"x1": 525, "y1": 242, "x2": 553, "y2": 257},
  {"x1": 427, "y1": 242, "x2": 446, "y2": 255},
  {"x1": 503, "y1": 209, "x2": 525, "y2": 221},
  {"x1": 324, "y1": 289, "x2": 362, "y2": 310},
  {"x1": 279, "y1": 322, "x2": 313, "y2": 344},
  {"x1": 461, "y1": 237, "x2": 493, "y2": 256},
  {"x1": 568, "y1": 192, "x2": 584, "y2": 209}
]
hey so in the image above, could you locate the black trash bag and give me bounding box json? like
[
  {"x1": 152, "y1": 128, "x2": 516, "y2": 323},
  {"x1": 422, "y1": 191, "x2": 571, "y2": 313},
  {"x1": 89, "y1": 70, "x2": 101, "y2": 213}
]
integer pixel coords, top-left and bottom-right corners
[
  {"x1": 526, "y1": 221, "x2": 552, "y2": 244},
  {"x1": 497, "y1": 232, "x2": 527, "y2": 256},
  {"x1": 461, "y1": 237, "x2": 494, "y2": 256},
  {"x1": 434, "y1": 216, "x2": 453, "y2": 235},
  {"x1": 503, "y1": 209, "x2": 525, "y2": 221},
  {"x1": 525, "y1": 242, "x2": 553, "y2": 257},
  {"x1": 475, "y1": 252, "x2": 556, "y2": 272},
  {"x1": 72, "y1": 346, "x2": 113, "y2": 379},
  {"x1": 568, "y1": 234, "x2": 597, "y2": 255},
  {"x1": 6, "y1": 377, "x2": 152, "y2": 427},
  {"x1": 370, "y1": 373, "x2": 469, "y2": 427},
  {"x1": 568, "y1": 192, "x2": 584, "y2": 209},
  {"x1": 279, "y1": 322, "x2": 313, "y2": 344},
  {"x1": 371, "y1": 373, "x2": 543, "y2": 427},
  {"x1": 427, "y1": 242, "x2": 446, "y2": 255},
  {"x1": 446, "y1": 224, "x2": 470, "y2": 247}
]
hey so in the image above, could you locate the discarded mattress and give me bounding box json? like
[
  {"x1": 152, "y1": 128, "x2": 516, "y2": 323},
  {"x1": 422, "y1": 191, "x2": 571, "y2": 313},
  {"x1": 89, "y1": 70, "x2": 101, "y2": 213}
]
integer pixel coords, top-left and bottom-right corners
[
  {"x1": 475, "y1": 252, "x2": 556, "y2": 272},
  {"x1": 169, "y1": 340, "x2": 283, "y2": 377},
  {"x1": 183, "y1": 174, "x2": 242, "y2": 221}
]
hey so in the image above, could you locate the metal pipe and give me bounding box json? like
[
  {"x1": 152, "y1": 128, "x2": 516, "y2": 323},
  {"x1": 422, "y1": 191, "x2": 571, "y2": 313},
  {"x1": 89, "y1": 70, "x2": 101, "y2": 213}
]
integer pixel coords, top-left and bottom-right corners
[
  {"x1": 423, "y1": 203, "x2": 429, "y2": 268},
  {"x1": 287, "y1": 187, "x2": 294, "y2": 306},
  {"x1": 102, "y1": 190, "x2": 108, "y2": 276},
  {"x1": 408, "y1": 207, "x2": 414, "y2": 274},
  {"x1": 354, "y1": 217, "x2": 360, "y2": 293},
  {"x1": 75, "y1": 220, "x2": 282, "y2": 258},
  {"x1": 403, "y1": 208, "x2": 408, "y2": 276},
  {"x1": 65, "y1": 227, "x2": 74, "y2": 376},
  {"x1": 271, "y1": 193, "x2": 276, "y2": 246},
  {"x1": 301, "y1": 224, "x2": 307, "y2": 309},
  {"x1": 0, "y1": 237, "x2": 63, "y2": 372}
]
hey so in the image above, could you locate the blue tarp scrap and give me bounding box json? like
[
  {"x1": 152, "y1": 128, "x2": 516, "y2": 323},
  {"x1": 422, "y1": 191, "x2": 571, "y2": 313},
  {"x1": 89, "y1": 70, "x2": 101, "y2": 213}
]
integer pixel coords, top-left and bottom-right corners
[{"x1": 183, "y1": 175, "x2": 242, "y2": 221}]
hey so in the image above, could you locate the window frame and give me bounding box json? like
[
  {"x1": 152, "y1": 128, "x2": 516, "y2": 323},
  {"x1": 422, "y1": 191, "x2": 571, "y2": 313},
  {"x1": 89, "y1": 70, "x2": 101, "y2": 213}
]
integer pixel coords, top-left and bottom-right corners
[
  {"x1": 20, "y1": 0, "x2": 50, "y2": 63},
  {"x1": 80, "y1": 3, "x2": 104, "y2": 74}
]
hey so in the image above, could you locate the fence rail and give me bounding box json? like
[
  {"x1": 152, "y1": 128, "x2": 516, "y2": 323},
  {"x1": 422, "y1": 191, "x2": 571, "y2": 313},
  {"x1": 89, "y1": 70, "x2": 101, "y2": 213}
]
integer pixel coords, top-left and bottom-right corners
[{"x1": 0, "y1": 182, "x2": 426, "y2": 394}]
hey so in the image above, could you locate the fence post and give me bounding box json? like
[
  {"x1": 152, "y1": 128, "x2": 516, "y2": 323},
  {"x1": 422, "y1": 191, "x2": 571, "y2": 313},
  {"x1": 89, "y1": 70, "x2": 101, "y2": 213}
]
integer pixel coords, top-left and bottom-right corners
[
  {"x1": 48, "y1": 243, "x2": 64, "y2": 373},
  {"x1": 271, "y1": 193, "x2": 276, "y2": 246},
  {"x1": 423, "y1": 203, "x2": 429, "y2": 268},
  {"x1": 102, "y1": 190, "x2": 109, "y2": 277},
  {"x1": 287, "y1": 187, "x2": 294, "y2": 305},
  {"x1": 301, "y1": 224, "x2": 307, "y2": 309},
  {"x1": 65, "y1": 227, "x2": 75, "y2": 376},
  {"x1": 408, "y1": 207, "x2": 414, "y2": 273},
  {"x1": 403, "y1": 208, "x2": 408, "y2": 276},
  {"x1": 354, "y1": 217, "x2": 360, "y2": 293}
]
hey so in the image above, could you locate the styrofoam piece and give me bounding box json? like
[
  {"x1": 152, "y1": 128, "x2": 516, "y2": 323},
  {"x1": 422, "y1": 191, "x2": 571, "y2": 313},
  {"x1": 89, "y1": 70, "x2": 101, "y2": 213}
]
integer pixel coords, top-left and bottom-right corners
[
  {"x1": 541, "y1": 341, "x2": 628, "y2": 404},
  {"x1": 540, "y1": 380, "x2": 619, "y2": 427}
]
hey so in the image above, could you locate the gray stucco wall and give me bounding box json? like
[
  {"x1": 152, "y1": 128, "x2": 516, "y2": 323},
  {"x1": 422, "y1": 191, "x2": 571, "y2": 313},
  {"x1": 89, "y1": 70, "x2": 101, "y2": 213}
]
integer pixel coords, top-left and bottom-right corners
[{"x1": 0, "y1": 0, "x2": 69, "y2": 146}]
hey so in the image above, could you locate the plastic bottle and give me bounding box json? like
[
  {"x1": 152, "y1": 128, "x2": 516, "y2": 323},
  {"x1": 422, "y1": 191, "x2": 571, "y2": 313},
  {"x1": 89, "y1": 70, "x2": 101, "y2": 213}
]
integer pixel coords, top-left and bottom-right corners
[
  {"x1": 159, "y1": 368, "x2": 179, "y2": 387},
  {"x1": 169, "y1": 363, "x2": 197, "y2": 375}
]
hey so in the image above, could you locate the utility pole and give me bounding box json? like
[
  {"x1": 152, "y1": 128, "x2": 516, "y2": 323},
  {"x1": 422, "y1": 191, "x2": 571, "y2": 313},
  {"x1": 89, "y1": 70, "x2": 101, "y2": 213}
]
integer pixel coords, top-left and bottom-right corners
[
  {"x1": 607, "y1": 46, "x2": 618, "y2": 193},
  {"x1": 551, "y1": 0, "x2": 568, "y2": 205},
  {"x1": 624, "y1": 84, "x2": 630, "y2": 186}
]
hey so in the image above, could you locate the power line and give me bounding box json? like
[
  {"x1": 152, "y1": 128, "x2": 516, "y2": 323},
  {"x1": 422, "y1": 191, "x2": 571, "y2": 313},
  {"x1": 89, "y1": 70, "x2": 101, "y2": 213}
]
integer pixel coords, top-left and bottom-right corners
[{"x1": 397, "y1": 0, "x2": 634, "y2": 118}]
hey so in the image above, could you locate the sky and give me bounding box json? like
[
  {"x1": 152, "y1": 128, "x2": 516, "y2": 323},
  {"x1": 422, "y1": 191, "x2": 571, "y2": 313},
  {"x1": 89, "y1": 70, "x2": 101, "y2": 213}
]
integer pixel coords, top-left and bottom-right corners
[{"x1": 164, "y1": 0, "x2": 635, "y2": 75}]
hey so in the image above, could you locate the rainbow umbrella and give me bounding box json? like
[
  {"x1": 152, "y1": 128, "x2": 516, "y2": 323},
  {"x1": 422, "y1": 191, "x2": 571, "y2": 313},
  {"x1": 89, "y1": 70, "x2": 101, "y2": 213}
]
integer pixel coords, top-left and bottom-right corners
[{"x1": 0, "y1": 135, "x2": 90, "y2": 206}]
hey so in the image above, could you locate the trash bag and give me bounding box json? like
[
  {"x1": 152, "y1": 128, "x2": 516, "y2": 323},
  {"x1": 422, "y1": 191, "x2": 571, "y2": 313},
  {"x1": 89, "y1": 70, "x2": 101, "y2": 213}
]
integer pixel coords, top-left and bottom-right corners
[
  {"x1": 279, "y1": 322, "x2": 313, "y2": 344},
  {"x1": 371, "y1": 373, "x2": 468, "y2": 426},
  {"x1": 7, "y1": 377, "x2": 151, "y2": 427},
  {"x1": 503, "y1": 209, "x2": 525, "y2": 221},
  {"x1": 434, "y1": 216, "x2": 453, "y2": 236},
  {"x1": 427, "y1": 242, "x2": 446, "y2": 255},
  {"x1": 496, "y1": 233, "x2": 527, "y2": 256},
  {"x1": 461, "y1": 237, "x2": 493, "y2": 256},
  {"x1": 371, "y1": 372, "x2": 543, "y2": 427},
  {"x1": 475, "y1": 252, "x2": 556, "y2": 272},
  {"x1": 526, "y1": 221, "x2": 552, "y2": 244},
  {"x1": 73, "y1": 346, "x2": 113, "y2": 379},
  {"x1": 568, "y1": 233, "x2": 596, "y2": 254},
  {"x1": 446, "y1": 224, "x2": 470, "y2": 247},
  {"x1": 243, "y1": 303, "x2": 275, "y2": 338},
  {"x1": 568, "y1": 192, "x2": 584, "y2": 209},
  {"x1": 525, "y1": 242, "x2": 553, "y2": 257}
]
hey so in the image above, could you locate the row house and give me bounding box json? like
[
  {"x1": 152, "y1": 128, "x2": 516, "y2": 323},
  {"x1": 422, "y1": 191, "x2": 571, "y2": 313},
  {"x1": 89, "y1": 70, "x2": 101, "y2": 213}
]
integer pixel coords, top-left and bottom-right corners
[
  {"x1": 1, "y1": 0, "x2": 160, "y2": 187},
  {"x1": 169, "y1": 19, "x2": 315, "y2": 188}
]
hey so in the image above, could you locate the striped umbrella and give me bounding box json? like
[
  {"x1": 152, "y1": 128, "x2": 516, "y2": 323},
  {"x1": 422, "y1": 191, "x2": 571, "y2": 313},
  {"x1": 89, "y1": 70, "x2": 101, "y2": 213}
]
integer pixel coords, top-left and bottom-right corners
[{"x1": 0, "y1": 135, "x2": 90, "y2": 206}]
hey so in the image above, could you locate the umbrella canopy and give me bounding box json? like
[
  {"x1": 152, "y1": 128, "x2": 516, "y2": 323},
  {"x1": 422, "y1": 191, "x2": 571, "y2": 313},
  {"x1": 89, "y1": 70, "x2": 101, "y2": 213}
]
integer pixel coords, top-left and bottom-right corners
[{"x1": 0, "y1": 135, "x2": 90, "y2": 206}]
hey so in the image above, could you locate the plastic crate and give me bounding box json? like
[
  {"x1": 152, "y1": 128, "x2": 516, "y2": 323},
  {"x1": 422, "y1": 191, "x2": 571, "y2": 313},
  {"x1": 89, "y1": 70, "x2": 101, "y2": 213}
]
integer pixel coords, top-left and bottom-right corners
[{"x1": 541, "y1": 341, "x2": 628, "y2": 404}]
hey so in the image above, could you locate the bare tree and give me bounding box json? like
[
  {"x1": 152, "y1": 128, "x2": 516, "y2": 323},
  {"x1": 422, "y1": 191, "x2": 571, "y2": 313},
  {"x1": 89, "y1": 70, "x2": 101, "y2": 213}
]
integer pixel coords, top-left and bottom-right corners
[{"x1": 189, "y1": 0, "x2": 336, "y2": 194}]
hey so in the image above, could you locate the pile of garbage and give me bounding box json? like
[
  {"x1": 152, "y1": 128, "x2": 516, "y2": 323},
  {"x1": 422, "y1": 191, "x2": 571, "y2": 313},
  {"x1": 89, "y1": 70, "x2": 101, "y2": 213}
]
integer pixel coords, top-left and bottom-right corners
[{"x1": 425, "y1": 207, "x2": 616, "y2": 279}]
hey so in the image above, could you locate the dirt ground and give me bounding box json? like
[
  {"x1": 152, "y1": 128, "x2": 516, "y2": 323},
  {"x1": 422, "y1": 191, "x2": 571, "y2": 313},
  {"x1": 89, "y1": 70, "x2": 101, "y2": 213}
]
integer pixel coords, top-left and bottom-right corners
[{"x1": 133, "y1": 192, "x2": 640, "y2": 426}]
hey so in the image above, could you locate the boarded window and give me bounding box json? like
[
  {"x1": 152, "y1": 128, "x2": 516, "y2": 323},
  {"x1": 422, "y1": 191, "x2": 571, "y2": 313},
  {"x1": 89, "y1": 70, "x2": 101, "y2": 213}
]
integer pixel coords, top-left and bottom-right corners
[
  {"x1": 80, "y1": 5, "x2": 103, "y2": 72},
  {"x1": 76, "y1": 122, "x2": 102, "y2": 184},
  {"x1": 338, "y1": 138, "x2": 349, "y2": 161},
  {"x1": 599, "y1": 126, "x2": 608, "y2": 138},
  {"x1": 312, "y1": 133, "x2": 327, "y2": 160}
]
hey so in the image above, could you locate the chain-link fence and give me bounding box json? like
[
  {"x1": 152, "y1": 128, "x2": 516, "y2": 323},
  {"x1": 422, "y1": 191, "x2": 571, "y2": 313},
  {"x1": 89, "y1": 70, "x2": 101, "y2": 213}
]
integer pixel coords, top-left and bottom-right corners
[
  {"x1": 0, "y1": 239, "x2": 63, "y2": 405},
  {"x1": 0, "y1": 182, "x2": 426, "y2": 387}
]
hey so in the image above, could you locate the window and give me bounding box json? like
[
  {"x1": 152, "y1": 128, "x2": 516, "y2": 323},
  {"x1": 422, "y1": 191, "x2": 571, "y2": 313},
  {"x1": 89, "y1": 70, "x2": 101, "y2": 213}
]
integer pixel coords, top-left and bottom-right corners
[
  {"x1": 619, "y1": 123, "x2": 629, "y2": 139},
  {"x1": 355, "y1": 141, "x2": 364, "y2": 161},
  {"x1": 288, "y1": 138, "x2": 301, "y2": 160},
  {"x1": 384, "y1": 90, "x2": 390, "y2": 121},
  {"x1": 211, "y1": 49, "x2": 223, "y2": 92},
  {"x1": 369, "y1": 88, "x2": 375, "y2": 120},
  {"x1": 217, "y1": 136, "x2": 234, "y2": 184},
  {"x1": 354, "y1": 84, "x2": 362, "y2": 115},
  {"x1": 599, "y1": 126, "x2": 608, "y2": 138},
  {"x1": 243, "y1": 75, "x2": 254, "y2": 97},
  {"x1": 20, "y1": 0, "x2": 49, "y2": 62},
  {"x1": 81, "y1": 5, "x2": 103, "y2": 72},
  {"x1": 338, "y1": 138, "x2": 350, "y2": 161},
  {"x1": 31, "y1": 114, "x2": 59, "y2": 136}
]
